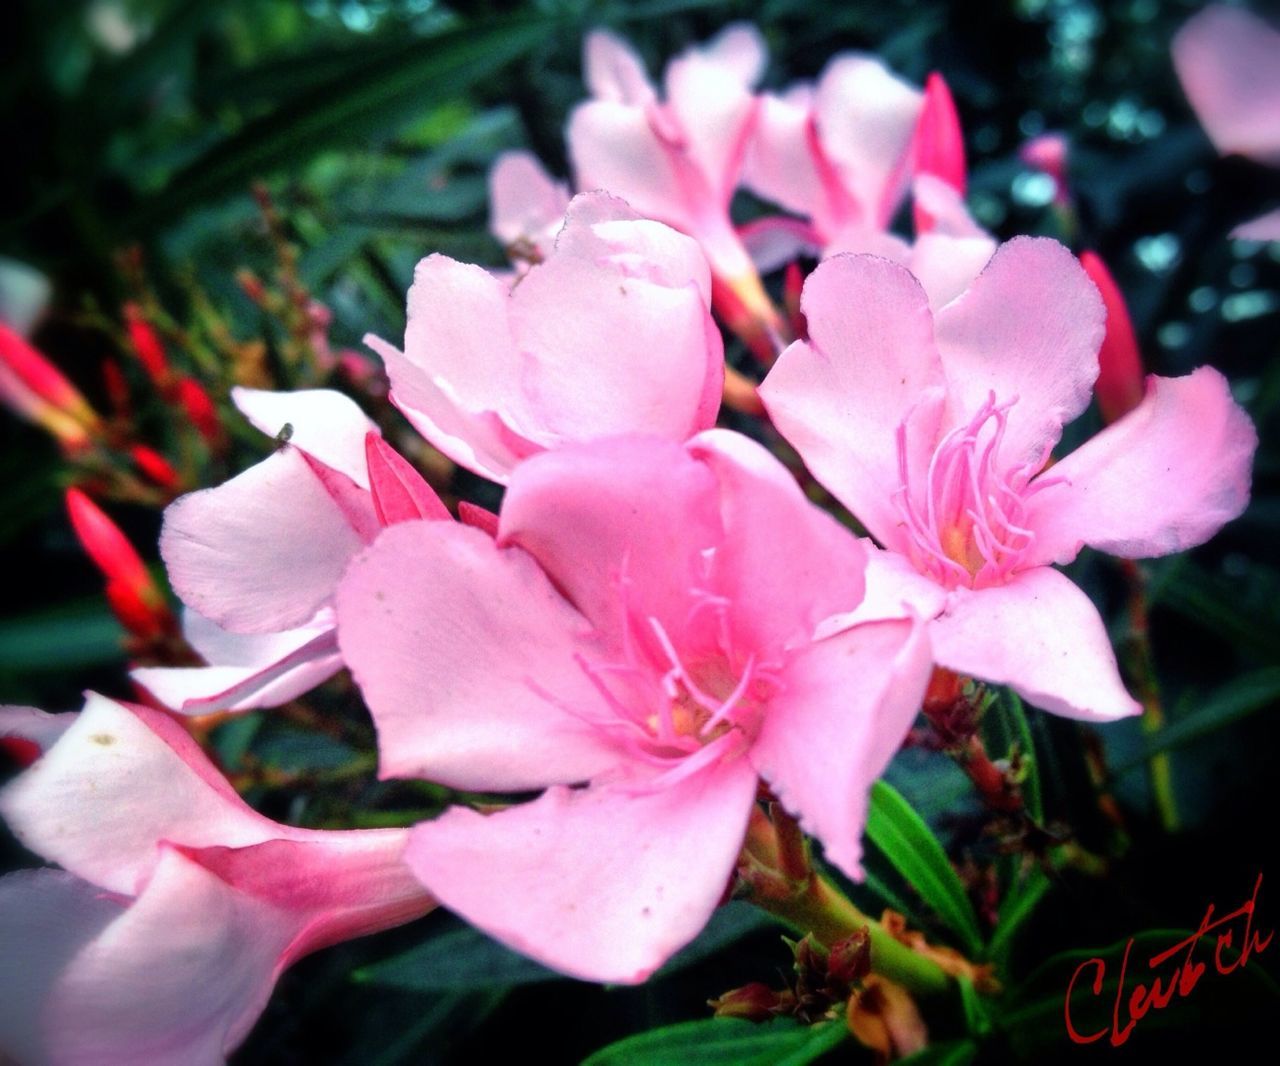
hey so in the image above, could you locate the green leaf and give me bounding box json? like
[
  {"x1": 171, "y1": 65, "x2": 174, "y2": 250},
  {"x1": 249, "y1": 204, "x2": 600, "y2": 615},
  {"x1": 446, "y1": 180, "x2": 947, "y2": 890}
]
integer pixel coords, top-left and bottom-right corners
[
  {"x1": 1116, "y1": 667, "x2": 1280, "y2": 770},
  {"x1": 654, "y1": 902, "x2": 781, "y2": 977},
  {"x1": 865, "y1": 780, "x2": 984, "y2": 955},
  {"x1": 896, "y1": 1039, "x2": 979, "y2": 1066},
  {"x1": 987, "y1": 690, "x2": 1042, "y2": 823},
  {"x1": 582, "y1": 1017, "x2": 847, "y2": 1066},
  {"x1": 986, "y1": 867, "x2": 1051, "y2": 966},
  {"x1": 126, "y1": 15, "x2": 555, "y2": 231},
  {"x1": 0, "y1": 601, "x2": 123, "y2": 673}
]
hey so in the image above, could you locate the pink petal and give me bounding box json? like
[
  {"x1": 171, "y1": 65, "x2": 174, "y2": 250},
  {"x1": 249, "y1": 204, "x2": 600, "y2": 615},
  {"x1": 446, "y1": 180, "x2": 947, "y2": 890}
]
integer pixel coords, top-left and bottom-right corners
[
  {"x1": 457, "y1": 500, "x2": 499, "y2": 537},
  {"x1": 232, "y1": 386, "x2": 378, "y2": 489},
  {"x1": 1025, "y1": 367, "x2": 1256, "y2": 566},
  {"x1": 131, "y1": 610, "x2": 342, "y2": 715},
  {"x1": 0, "y1": 869, "x2": 124, "y2": 1065},
  {"x1": 569, "y1": 100, "x2": 689, "y2": 230},
  {"x1": 750, "y1": 616, "x2": 931, "y2": 880},
  {"x1": 933, "y1": 237, "x2": 1104, "y2": 469},
  {"x1": 584, "y1": 28, "x2": 655, "y2": 105},
  {"x1": 488, "y1": 150, "x2": 570, "y2": 253},
  {"x1": 335, "y1": 521, "x2": 620, "y2": 790},
  {"x1": 688, "y1": 429, "x2": 866, "y2": 650},
  {"x1": 911, "y1": 73, "x2": 966, "y2": 234},
  {"x1": 665, "y1": 42, "x2": 761, "y2": 202},
  {"x1": 814, "y1": 55, "x2": 923, "y2": 228},
  {"x1": 759, "y1": 253, "x2": 945, "y2": 548},
  {"x1": 162, "y1": 447, "x2": 368, "y2": 633},
  {"x1": 370, "y1": 332, "x2": 530, "y2": 484},
  {"x1": 496, "y1": 436, "x2": 722, "y2": 646},
  {"x1": 505, "y1": 236, "x2": 721, "y2": 446},
  {"x1": 930, "y1": 568, "x2": 1141, "y2": 722},
  {"x1": 698, "y1": 22, "x2": 767, "y2": 86},
  {"x1": 364, "y1": 433, "x2": 451, "y2": 525},
  {"x1": 738, "y1": 215, "x2": 822, "y2": 272},
  {"x1": 403, "y1": 757, "x2": 758, "y2": 984},
  {"x1": 0, "y1": 705, "x2": 75, "y2": 756},
  {"x1": 1173, "y1": 5, "x2": 1280, "y2": 166},
  {"x1": 825, "y1": 542, "x2": 948, "y2": 629},
  {"x1": 906, "y1": 231, "x2": 997, "y2": 311},
  {"x1": 1231, "y1": 208, "x2": 1280, "y2": 242},
  {"x1": 742, "y1": 89, "x2": 826, "y2": 221},
  {"x1": 0, "y1": 694, "x2": 285, "y2": 895}
]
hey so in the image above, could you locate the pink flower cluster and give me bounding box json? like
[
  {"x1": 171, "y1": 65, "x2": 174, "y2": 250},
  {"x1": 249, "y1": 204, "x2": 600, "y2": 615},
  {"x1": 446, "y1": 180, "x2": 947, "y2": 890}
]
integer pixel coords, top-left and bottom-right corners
[{"x1": 0, "y1": 16, "x2": 1261, "y2": 1063}]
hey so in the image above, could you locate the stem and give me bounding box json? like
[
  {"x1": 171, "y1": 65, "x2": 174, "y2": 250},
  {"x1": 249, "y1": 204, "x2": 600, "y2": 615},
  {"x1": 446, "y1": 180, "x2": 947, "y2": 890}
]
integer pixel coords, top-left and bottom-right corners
[
  {"x1": 760, "y1": 872, "x2": 952, "y2": 997},
  {"x1": 1120, "y1": 559, "x2": 1179, "y2": 831}
]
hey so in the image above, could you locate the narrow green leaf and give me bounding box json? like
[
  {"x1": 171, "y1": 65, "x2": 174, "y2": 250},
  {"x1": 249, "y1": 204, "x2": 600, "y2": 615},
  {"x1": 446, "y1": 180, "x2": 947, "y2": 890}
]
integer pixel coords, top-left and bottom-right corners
[
  {"x1": 0, "y1": 601, "x2": 123, "y2": 672},
  {"x1": 986, "y1": 867, "x2": 1051, "y2": 965},
  {"x1": 126, "y1": 15, "x2": 554, "y2": 231},
  {"x1": 582, "y1": 1017, "x2": 847, "y2": 1066},
  {"x1": 1001, "y1": 691, "x2": 1042, "y2": 822},
  {"x1": 352, "y1": 920, "x2": 560, "y2": 992},
  {"x1": 865, "y1": 780, "x2": 984, "y2": 955},
  {"x1": 1116, "y1": 666, "x2": 1280, "y2": 770}
]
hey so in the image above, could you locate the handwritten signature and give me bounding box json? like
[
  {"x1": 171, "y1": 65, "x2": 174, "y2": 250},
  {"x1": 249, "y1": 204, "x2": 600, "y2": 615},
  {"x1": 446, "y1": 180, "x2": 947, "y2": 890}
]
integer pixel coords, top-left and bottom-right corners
[{"x1": 1064, "y1": 872, "x2": 1272, "y2": 1047}]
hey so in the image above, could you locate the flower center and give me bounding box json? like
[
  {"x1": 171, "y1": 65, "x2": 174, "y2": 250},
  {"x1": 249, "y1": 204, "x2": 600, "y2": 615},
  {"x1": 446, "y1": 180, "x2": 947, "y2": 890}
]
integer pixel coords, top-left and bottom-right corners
[{"x1": 892, "y1": 393, "x2": 1054, "y2": 589}]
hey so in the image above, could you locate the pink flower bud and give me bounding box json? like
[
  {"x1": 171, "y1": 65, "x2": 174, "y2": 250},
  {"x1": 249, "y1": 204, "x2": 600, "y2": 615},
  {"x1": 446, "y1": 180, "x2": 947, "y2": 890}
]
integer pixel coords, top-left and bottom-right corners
[
  {"x1": 123, "y1": 303, "x2": 170, "y2": 387},
  {"x1": 1080, "y1": 250, "x2": 1144, "y2": 423},
  {"x1": 174, "y1": 376, "x2": 224, "y2": 448},
  {"x1": 913, "y1": 73, "x2": 967, "y2": 233},
  {"x1": 129, "y1": 444, "x2": 182, "y2": 492},
  {"x1": 0, "y1": 322, "x2": 100, "y2": 448}
]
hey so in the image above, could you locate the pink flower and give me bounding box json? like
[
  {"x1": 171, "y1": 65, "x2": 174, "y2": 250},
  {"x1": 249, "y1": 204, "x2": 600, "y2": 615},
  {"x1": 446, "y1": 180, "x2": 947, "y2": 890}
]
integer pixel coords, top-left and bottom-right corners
[
  {"x1": 567, "y1": 24, "x2": 768, "y2": 307},
  {"x1": 741, "y1": 62, "x2": 994, "y2": 308},
  {"x1": 334, "y1": 432, "x2": 931, "y2": 983},
  {"x1": 759, "y1": 240, "x2": 1257, "y2": 721},
  {"x1": 1173, "y1": 5, "x2": 1280, "y2": 241},
  {"x1": 138, "y1": 387, "x2": 451, "y2": 714},
  {"x1": 488, "y1": 150, "x2": 571, "y2": 264},
  {"x1": 365, "y1": 192, "x2": 723, "y2": 484},
  {"x1": 0, "y1": 693, "x2": 434, "y2": 1063}
]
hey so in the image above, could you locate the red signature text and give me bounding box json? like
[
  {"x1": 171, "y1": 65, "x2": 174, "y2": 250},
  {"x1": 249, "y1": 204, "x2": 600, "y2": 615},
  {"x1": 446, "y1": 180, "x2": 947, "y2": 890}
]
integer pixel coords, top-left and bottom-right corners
[{"x1": 1064, "y1": 872, "x2": 1272, "y2": 1047}]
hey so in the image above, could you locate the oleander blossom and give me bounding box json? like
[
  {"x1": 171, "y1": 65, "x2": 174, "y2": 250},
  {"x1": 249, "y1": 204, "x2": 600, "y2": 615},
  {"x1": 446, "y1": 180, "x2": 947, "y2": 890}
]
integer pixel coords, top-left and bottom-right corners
[
  {"x1": 760, "y1": 238, "x2": 1257, "y2": 721},
  {"x1": 365, "y1": 191, "x2": 723, "y2": 484},
  {"x1": 0, "y1": 694, "x2": 434, "y2": 1064},
  {"x1": 140, "y1": 387, "x2": 452, "y2": 715},
  {"x1": 335, "y1": 432, "x2": 932, "y2": 983}
]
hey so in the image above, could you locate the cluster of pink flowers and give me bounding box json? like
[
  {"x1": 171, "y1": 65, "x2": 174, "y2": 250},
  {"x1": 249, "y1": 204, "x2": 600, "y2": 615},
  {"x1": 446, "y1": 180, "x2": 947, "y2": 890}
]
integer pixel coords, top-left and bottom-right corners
[{"x1": 0, "y1": 13, "x2": 1264, "y2": 1063}]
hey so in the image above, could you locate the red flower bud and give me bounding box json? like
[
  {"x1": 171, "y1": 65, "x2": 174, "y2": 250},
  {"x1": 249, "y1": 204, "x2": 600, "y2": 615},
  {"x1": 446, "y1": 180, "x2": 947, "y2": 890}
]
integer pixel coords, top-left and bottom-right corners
[
  {"x1": 0, "y1": 322, "x2": 100, "y2": 448},
  {"x1": 175, "y1": 376, "x2": 224, "y2": 448},
  {"x1": 123, "y1": 303, "x2": 170, "y2": 387},
  {"x1": 913, "y1": 73, "x2": 967, "y2": 234},
  {"x1": 129, "y1": 444, "x2": 182, "y2": 492}
]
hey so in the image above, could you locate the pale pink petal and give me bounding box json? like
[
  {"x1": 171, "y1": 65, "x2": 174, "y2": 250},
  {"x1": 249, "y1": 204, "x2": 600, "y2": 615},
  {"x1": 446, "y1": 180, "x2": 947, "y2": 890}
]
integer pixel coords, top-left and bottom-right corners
[
  {"x1": 369, "y1": 332, "x2": 530, "y2": 483},
  {"x1": 553, "y1": 191, "x2": 712, "y2": 304},
  {"x1": 698, "y1": 22, "x2": 767, "y2": 87},
  {"x1": 403, "y1": 757, "x2": 758, "y2": 983},
  {"x1": 162, "y1": 447, "x2": 368, "y2": 633},
  {"x1": 750, "y1": 616, "x2": 931, "y2": 879},
  {"x1": 0, "y1": 705, "x2": 75, "y2": 755},
  {"x1": 131, "y1": 610, "x2": 342, "y2": 715},
  {"x1": 742, "y1": 89, "x2": 826, "y2": 220},
  {"x1": 1231, "y1": 208, "x2": 1280, "y2": 241},
  {"x1": 496, "y1": 436, "x2": 721, "y2": 645},
  {"x1": 584, "y1": 28, "x2": 655, "y2": 105},
  {"x1": 930, "y1": 568, "x2": 1141, "y2": 722},
  {"x1": 0, "y1": 869, "x2": 124, "y2": 1065},
  {"x1": 364, "y1": 433, "x2": 451, "y2": 524},
  {"x1": 1025, "y1": 368, "x2": 1256, "y2": 566},
  {"x1": 232, "y1": 386, "x2": 378, "y2": 489},
  {"x1": 814, "y1": 55, "x2": 923, "y2": 228},
  {"x1": 823, "y1": 542, "x2": 948, "y2": 630},
  {"x1": 933, "y1": 237, "x2": 1105, "y2": 469},
  {"x1": 910, "y1": 174, "x2": 987, "y2": 238},
  {"x1": 335, "y1": 521, "x2": 619, "y2": 790},
  {"x1": 488, "y1": 150, "x2": 571, "y2": 252},
  {"x1": 504, "y1": 244, "x2": 720, "y2": 446},
  {"x1": 0, "y1": 694, "x2": 284, "y2": 895},
  {"x1": 906, "y1": 231, "x2": 997, "y2": 311},
  {"x1": 759, "y1": 253, "x2": 945, "y2": 548},
  {"x1": 568, "y1": 100, "x2": 689, "y2": 229},
  {"x1": 688, "y1": 429, "x2": 866, "y2": 650},
  {"x1": 665, "y1": 46, "x2": 760, "y2": 202},
  {"x1": 738, "y1": 215, "x2": 822, "y2": 272},
  {"x1": 1173, "y1": 5, "x2": 1280, "y2": 166}
]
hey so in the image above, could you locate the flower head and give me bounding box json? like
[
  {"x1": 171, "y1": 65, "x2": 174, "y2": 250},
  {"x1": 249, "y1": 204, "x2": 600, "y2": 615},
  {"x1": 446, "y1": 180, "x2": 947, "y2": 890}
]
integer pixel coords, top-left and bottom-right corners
[{"x1": 335, "y1": 432, "x2": 931, "y2": 982}]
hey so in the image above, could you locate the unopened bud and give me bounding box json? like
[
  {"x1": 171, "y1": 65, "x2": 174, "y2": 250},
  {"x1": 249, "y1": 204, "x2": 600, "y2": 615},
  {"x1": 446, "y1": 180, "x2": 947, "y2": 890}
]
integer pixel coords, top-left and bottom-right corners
[
  {"x1": 1080, "y1": 250, "x2": 1145, "y2": 424},
  {"x1": 709, "y1": 983, "x2": 788, "y2": 1021},
  {"x1": 129, "y1": 444, "x2": 182, "y2": 492},
  {"x1": 827, "y1": 928, "x2": 872, "y2": 985},
  {"x1": 913, "y1": 73, "x2": 967, "y2": 234},
  {"x1": 0, "y1": 322, "x2": 100, "y2": 448},
  {"x1": 123, "y1": 303, "x2": 170, "y2": 387},
  {"x1": 174, "y1": 376, "x2": 224, "y2": 448}
]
